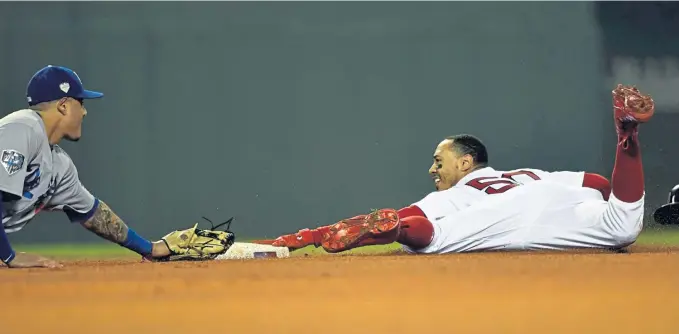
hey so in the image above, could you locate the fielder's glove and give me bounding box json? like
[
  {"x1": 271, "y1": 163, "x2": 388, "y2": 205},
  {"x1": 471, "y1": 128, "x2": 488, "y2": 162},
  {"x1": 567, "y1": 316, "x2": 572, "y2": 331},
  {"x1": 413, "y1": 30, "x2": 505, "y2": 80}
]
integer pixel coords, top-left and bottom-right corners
[{"x1": 157, "y1": 217, "x2": 236, "y2": 261}]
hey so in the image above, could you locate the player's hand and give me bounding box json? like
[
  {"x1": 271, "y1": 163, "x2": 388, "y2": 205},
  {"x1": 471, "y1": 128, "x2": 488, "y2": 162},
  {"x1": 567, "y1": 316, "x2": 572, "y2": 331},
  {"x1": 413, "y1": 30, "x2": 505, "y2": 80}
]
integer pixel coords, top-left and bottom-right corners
[
  {"x1": 6, "y1": 252, "x2": 62, "y2": 269},
  {"x1": 150, "y1": 240, "x2": 171, "y2": 258}
]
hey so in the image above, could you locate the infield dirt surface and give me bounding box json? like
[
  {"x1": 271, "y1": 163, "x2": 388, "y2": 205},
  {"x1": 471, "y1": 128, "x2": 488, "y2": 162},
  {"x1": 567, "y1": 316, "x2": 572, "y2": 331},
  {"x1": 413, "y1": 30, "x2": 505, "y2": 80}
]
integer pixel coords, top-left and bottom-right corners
[{"x1": 1, "y1": 245, "x2": 678, "y2": 334}]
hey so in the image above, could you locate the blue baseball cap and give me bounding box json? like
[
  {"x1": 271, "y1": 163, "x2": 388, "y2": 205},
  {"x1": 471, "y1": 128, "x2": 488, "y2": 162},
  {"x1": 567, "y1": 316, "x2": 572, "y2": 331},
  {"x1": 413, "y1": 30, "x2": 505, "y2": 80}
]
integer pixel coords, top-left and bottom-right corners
[{"x1": 26, "y1": 65, "x2": 103, "y2": 106}]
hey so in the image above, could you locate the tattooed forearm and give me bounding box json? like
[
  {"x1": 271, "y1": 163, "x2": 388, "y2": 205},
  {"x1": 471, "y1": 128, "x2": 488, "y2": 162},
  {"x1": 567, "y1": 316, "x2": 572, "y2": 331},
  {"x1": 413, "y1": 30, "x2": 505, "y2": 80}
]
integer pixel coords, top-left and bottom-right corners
[{"x1": 81, "y1": 201, "x2": 129, "y2": 244}]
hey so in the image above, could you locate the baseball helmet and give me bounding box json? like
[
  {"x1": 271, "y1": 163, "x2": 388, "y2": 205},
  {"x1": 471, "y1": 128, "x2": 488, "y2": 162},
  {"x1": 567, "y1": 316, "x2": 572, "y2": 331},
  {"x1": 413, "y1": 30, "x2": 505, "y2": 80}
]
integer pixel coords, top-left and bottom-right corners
[{"x1": 653, "y1": 184, "x2": 679, "y2": 225}]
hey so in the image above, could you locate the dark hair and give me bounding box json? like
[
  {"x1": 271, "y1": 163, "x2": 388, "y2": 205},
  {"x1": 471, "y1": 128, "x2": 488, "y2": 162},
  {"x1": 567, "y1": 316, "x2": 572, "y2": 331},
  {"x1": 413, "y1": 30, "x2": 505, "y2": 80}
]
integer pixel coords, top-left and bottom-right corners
[{"x1": 445, "y1": 134, "x2": 489, "y2": 166}]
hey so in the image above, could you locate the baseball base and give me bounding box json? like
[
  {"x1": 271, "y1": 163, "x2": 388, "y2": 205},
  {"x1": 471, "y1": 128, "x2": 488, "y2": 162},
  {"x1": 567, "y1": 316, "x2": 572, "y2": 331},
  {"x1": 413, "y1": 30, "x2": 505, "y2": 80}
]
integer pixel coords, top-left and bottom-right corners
[{"x1": 215, "y1": 242, "x2": 290, "y2": 260}]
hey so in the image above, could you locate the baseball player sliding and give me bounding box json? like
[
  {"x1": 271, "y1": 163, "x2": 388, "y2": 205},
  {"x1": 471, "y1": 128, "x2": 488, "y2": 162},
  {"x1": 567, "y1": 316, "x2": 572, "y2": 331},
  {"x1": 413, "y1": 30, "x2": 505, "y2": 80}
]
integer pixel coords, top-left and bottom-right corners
[
  {"x1": 267, "y1": 84, "x2": 650, "y2": 254},
  {"x1": 0, "y1": 65, "x2": 235, "y2": 268}
]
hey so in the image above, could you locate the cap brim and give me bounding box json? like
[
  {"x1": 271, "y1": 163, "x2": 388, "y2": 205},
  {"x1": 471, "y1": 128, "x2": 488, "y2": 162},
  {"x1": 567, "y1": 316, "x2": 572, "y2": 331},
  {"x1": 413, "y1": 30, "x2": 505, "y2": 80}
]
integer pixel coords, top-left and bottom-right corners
[
  {"x1": 653, "y1": 203, "x2": 679, "y2": 225},
  {"x1": 77, "y1": 89, "x2": 104, "y2": 100}
]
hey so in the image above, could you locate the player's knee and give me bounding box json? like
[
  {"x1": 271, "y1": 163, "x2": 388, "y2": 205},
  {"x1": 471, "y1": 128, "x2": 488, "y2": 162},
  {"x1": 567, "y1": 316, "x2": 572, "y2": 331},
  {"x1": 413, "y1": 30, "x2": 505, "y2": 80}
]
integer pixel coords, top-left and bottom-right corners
[
  {"x1": 610, "y1": 219, "x2": 643, "y2": 247},
  {"x1": 614, "y1": 229, "x2": 640, "y2": 247},
  {"x1": 605, "y1": 199, "x2": 644, "y2": 247}
]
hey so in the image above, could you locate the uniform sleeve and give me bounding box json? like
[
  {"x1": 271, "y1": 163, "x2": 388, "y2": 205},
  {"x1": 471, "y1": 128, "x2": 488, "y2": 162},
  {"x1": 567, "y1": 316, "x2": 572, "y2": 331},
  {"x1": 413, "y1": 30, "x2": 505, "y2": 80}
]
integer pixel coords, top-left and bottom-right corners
[
  {"x1": 46, "y1": 149, "x2": 98, "y2": 223},
  {"x1": 411, "y1": 188, "x2": 470, "y2": 221},
  {"x1": 541, "y1": 171, "x2": 585, "y2": 187},
  {"x1": 507, "y1": 168, "x2": 585, "y2": 188},
  {"x1": 0, "y1": 123, "x2": 34, "y2": 198}
]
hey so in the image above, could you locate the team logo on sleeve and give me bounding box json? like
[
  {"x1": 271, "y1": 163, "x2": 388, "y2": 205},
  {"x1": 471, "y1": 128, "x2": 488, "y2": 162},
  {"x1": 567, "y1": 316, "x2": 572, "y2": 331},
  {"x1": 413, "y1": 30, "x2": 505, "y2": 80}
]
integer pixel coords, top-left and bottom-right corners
[{"x1": 1, "y1": 150, "x2": 25, "y2": 176}]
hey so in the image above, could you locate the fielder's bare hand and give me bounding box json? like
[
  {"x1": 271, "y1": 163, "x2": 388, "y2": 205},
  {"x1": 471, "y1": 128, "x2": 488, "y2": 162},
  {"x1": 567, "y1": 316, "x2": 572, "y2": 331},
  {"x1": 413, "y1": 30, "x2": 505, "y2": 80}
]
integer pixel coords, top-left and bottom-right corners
[{"x1": 7, "y1": 252, "x2": 62, "y2": 269}]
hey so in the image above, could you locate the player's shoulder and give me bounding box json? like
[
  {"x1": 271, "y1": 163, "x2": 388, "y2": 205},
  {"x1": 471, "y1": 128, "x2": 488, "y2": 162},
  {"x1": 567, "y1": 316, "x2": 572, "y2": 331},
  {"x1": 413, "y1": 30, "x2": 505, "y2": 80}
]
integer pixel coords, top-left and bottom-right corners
[
  {"x1": 501, "y1": 167, "x2": 548, "y2": 174},
  {"x1": 420, "y1": 185, "x2": 469, "y2": 202},
  {"x1": 51, "y1": 144, "x2": 67, "y2": 155},
  {"x1": 0, "y1": 109, "x2": 44, "y2": 133},
  {"x1": 51, "y1": 144, "x2": 74, "y2": 162},
  {"x1": 496, "y1": 167, "x2": 554, "y2": 183},
  {"x1": 50, "y1": 144, "x2": 80, "y2": 177}
]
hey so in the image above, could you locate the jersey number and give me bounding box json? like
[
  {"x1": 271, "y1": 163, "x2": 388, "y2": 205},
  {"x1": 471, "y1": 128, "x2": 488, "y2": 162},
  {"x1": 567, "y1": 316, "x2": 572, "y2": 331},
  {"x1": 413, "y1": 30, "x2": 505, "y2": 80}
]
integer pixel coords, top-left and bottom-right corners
[{"x1": 465, "y1": 170, "x2": 540, "y2": 194}]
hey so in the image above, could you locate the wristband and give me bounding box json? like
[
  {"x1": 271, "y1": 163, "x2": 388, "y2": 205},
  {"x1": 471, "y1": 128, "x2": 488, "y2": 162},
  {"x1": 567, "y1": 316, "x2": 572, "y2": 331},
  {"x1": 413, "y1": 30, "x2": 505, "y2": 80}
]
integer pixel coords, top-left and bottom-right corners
[{"x1": 121, "y1": 228, "x2": 153, "y2": 256}]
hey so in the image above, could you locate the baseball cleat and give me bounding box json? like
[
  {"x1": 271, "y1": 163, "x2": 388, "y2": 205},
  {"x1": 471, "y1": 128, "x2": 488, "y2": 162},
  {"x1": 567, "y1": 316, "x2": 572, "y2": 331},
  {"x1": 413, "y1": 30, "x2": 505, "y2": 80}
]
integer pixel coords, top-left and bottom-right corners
[
  {"x1": 320, "y1": 209, "x2": 401, "y2": 253},
  {"x1": 612, "y1": 84, "x2": 654, "y2": 147}
]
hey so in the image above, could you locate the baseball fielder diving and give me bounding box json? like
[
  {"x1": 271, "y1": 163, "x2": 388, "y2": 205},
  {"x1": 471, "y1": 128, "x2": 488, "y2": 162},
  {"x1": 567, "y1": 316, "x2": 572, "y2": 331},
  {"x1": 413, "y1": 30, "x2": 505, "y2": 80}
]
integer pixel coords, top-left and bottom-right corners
[
  {"x1": 266, "y1": 84, "x2": 651, "y2": 254},
  {"x1": 0, "y1": 65, "x2": 235, "y2": 268}
]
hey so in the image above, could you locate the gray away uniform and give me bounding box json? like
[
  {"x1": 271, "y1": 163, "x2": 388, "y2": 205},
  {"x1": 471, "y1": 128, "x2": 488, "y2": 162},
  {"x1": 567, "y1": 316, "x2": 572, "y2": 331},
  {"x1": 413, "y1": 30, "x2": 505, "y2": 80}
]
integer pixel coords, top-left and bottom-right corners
[{"x1": 0, "y1": 109, "x2": 98, "y2": 233}]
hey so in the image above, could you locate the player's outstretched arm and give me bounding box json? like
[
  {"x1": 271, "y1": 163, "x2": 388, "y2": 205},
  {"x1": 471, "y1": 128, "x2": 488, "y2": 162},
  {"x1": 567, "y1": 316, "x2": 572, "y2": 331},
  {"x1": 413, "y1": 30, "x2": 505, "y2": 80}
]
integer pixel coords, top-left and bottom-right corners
[
  {"x1": 80, "y1": 200, "x2": 170, "y2": 258},
  {"x1": 80, "y1": 201, "x2": 127, "y2": 243},
  {"x1": 50, "y1": 150, "x2": 171, "y2": 260}
]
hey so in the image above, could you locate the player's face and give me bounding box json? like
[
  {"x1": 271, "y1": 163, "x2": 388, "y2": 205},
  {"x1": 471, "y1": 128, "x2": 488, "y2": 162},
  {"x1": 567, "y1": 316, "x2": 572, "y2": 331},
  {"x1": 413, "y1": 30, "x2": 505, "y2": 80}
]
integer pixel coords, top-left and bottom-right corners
[
  {"x1": 429, "y1": 140, "x2": 464, "y2": 191},
  {"x1": 58, "y1": 97, "x2": 87, "y2": 142}
]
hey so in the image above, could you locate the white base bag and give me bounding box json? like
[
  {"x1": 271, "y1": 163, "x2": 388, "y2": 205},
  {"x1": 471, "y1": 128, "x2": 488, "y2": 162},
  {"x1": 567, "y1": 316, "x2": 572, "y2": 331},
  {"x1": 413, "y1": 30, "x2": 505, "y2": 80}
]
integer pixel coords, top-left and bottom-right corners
[{"x1": 215, "y1": 242, "x2": 290, "y2": 260}]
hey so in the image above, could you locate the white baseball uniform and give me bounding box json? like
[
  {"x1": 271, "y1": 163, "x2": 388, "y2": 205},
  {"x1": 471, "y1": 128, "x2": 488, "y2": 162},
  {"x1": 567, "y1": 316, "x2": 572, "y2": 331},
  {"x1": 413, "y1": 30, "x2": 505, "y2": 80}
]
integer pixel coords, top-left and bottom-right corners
[
  {"x1": 0, "y1": 109, "x2": 99, "y2": 234},
  {"x1": 412, "y1": 167, "x2": 586, "y2": 221},
  {"x1": 406, "y1": 180, "x2": 643, "y2": 253}
]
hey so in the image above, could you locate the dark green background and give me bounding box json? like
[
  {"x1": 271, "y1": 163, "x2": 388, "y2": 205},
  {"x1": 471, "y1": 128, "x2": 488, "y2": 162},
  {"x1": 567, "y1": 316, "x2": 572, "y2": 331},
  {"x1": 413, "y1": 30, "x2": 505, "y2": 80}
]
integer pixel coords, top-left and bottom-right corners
[{"x1": 0, "y1": 2, "x2": 675, "y2": 243}]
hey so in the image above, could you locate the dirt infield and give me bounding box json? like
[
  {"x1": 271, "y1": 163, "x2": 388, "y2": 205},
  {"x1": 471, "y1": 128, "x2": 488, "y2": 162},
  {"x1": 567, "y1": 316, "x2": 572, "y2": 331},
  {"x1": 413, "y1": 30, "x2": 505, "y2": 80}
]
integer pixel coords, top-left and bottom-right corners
[{"x1": 1, "y1": 245, "x2": 678, "y2": 334}]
